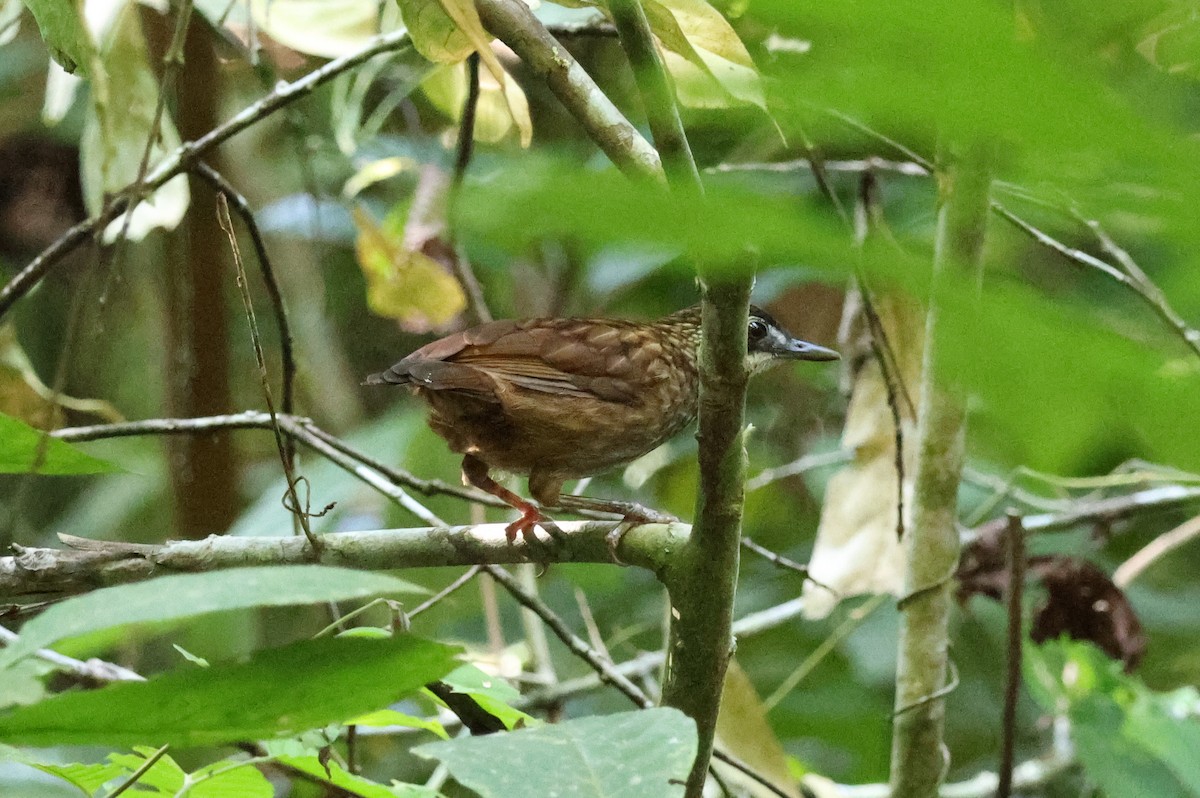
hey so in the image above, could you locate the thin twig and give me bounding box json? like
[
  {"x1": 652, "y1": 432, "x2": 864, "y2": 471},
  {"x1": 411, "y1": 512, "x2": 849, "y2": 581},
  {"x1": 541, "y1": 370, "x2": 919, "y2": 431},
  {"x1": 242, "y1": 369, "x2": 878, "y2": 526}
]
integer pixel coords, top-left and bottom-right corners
[
  {"x1": 996, "y1": 513, "x2": 1025, "y2": 798},
  {"x1": 191, "y1": 163, "x2": 297, "y2": 434},
  {"x1": 215, "y1": 194, "x2": 321, "y2": 553},
  {"x1": 1113, "y1": 513, "x2": 1200, "y2": 587},
  {"x1": 101, "y1": 0, "x2": 195, "y2": 309},
  {"x1": 854, "y1": 171, "x2": 913, "y2": 542},
  {"x1": 764, "y1": 594, "x2": 887, "y2": 711},
  {"x1": 104, "y1": 744, "x2": 170, "y2": 798},
  {"x1": 409, "y1": 566, "x2": 482, "y2": 618},
  {"x1": 0, "y1": 624, "x2": 144, "y2": 683},
  {"x1": 448, "y1": 53, "x2": 492, "y2": 325},
  {"x1": 744, "y1": 449, "x2": 849, "y2": 492},
  {"x1": 1074, "y1": 209, "x2": 1200, "y2": 360}
]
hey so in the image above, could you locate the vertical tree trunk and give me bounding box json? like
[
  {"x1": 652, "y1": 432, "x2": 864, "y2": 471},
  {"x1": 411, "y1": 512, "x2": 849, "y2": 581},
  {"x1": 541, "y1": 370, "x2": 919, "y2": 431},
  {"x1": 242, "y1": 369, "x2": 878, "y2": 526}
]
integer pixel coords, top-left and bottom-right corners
[
  {"x1": 660, "y1": 279, "x2": 752, "y2": 797},
  {"x1": 164, "y1": 20, "x2": 239, "y2": 539},
  {"x1": 889, "y1": 143, "x2": 992, "y2": 798}
]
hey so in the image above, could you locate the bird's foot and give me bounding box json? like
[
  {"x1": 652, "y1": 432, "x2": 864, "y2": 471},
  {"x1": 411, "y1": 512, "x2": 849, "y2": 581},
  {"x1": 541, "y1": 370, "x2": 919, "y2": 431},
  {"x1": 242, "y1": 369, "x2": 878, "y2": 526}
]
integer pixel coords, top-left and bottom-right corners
[
  {"x1": 552, "y1": 495, "x2": 677, "y2": 562},
  {"x1": 504, "y1": 505, "x2": 566, "y2": 545}
]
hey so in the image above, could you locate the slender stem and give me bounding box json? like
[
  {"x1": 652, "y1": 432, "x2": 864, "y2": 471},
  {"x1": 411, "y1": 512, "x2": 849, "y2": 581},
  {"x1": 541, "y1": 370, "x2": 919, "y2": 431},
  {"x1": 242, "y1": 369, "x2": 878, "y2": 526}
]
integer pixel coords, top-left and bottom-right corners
[
  {"x1": 889, "y1": 142, "x2": 993, "y2": 798},
  {"x1": 996, "y1": 513, "x2": 1025, "y2": 798},
  {"x1": 215, "y1": 195, "x2": 319, "y2": 552},
  {"x1": 191, "y1": 164, "x2": 297, "y2": 428},
  {"x1": 609, "y1": 0, "x2": 701, "y2": 191}
]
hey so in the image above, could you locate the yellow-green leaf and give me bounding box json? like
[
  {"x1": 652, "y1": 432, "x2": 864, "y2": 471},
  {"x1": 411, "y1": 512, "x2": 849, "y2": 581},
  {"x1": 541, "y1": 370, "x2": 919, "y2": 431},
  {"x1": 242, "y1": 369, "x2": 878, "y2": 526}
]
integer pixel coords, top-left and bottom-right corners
[
  {"x1": 353, "y1": 206, "x2": 467, "y2": 332},
  {"x1": 251, "y1": 0, "x2": 392, "y2": 58},
  {"x1": 643, "y1": 0, "x2": 766, "y2": 109},
  {"x1": 422, "y1": 62, "x2": 533, "y2": 146}
]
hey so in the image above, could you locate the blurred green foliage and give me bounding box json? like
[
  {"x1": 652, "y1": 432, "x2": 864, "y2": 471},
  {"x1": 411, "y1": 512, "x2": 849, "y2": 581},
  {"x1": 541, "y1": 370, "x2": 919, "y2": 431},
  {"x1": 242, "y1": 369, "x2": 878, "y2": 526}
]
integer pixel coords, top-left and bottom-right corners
[{"x1": 2, "y1": 0, "x2": 1200, "y2": 794}]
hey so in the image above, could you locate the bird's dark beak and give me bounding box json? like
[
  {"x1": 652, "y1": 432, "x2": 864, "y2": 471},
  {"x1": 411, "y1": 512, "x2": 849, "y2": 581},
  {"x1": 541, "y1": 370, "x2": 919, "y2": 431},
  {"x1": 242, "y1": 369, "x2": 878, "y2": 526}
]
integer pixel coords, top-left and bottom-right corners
[{"x1": 778, "y1": 337, "x2": 840, "y2": 362}]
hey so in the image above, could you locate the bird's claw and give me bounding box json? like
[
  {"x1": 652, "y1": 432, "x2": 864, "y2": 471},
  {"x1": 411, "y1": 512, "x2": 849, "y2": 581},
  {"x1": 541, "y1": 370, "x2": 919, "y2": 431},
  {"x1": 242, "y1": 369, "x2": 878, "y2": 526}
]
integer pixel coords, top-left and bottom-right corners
[
  {"x1": 604, "y1": 505, "x2": 677, "y2": 564},
  {"x1": 504, "y1": 507, "x2": 566, "y2": 545}
]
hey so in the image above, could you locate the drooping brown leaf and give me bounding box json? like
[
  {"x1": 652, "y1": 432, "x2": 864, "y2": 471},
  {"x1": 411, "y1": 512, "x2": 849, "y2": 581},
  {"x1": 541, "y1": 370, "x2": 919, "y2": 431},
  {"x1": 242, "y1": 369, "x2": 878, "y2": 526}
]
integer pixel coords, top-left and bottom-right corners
[
  {"x1": 958, "y1": 527, "x2": 1147, "y2": 672},
  {"x1": 803, "y1": 292, "x2": 923, "y2": 618},
  {"x1": 1028, "y1": 556, "x2": 1147, "y2": 672}
]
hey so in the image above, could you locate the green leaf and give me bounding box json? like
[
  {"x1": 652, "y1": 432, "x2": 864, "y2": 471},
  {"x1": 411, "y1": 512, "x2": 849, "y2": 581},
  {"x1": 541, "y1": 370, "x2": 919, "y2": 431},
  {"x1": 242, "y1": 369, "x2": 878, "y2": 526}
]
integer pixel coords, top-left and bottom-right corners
[
  {"x1": 275, "y1": 755, "x2": 440, "y2": 798},
  {"x1": 0, "y1": 412, "x2": 120, "y2": 475},
  {"x1": 348, "y1": 708, "x2": 449, "y2": 739},
  {"x1": 397, "y1": 0, "x2": 473, "y2": 63},
  {"x1": 414, "y1": 708, "x2": 697, "y2": 797},
  {"x1": 0, "y1": 566, "x2": 424, "y2": 669},
  {"x1": 28, "y1": 760, "x2": 126, "y2": 795},
  {"x1": 0, "y1": 660, "x2": 50, "y2": 710},
  {"x1": 644, "y1": 0, "x2": 766, "y2": 109},
  {"x1": 20, "y1": 0, "x2": 93, "y2": 75},
  {"x1": 0, "y1": 636, "x2": 460, "y2": 747}
]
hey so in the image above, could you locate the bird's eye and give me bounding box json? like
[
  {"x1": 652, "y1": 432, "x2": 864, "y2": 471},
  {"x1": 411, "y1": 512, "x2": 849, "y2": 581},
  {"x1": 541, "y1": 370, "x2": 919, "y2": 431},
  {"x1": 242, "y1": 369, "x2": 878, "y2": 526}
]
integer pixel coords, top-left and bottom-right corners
[{"x1": 748, "y1": 319, "x2": 769, "y2": 341}]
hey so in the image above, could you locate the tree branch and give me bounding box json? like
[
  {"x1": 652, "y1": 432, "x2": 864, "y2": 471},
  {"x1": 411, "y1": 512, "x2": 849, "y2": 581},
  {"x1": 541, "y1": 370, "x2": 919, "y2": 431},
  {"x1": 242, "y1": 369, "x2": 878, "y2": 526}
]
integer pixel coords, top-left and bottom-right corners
[
  {"x1": 660, "y1": 279, "x2": 753, "y2": 796},
  {"x1": 0, "y1": 29, "x2": 418, "y2": 320},
  {"x1": 474, "y1": 0, "x2": 663, "y2": 182},
  {"x1": 0, "y1": 522, "x2": 685, "y2": 598},
  {"x1": 609, "y1": 0, "x2": 700, "y2": 189}
]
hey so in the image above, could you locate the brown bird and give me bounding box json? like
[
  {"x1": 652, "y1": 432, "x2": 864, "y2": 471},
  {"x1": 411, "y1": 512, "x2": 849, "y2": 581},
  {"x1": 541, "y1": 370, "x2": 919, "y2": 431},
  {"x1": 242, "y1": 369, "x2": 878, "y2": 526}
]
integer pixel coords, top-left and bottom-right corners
[{"x1": 365, "y1": 305, "x2": 838, "y2": 541}]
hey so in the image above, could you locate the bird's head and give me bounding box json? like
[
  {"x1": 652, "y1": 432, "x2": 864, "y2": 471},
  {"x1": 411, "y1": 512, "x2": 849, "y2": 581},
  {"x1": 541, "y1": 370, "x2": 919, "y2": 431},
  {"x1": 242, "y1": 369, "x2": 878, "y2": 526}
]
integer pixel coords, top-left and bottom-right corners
[{"x1": 745, "y1": 305, "x2": 839, "y2": 374}]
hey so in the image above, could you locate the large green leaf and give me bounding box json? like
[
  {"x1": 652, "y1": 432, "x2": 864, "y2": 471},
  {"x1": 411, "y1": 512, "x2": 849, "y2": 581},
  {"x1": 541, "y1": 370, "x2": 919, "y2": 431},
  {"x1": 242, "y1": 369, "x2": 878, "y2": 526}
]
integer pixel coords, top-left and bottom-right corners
[
  {"x1": 1026, "y1": 641, "x2": 1200, "y2": 798},
  {"x1": 20, "y1": 0, "x2": 93, "y2": 75},
  {"x1": 0, "y1": 635, "x2": 460, "y2": 747},
  {"x1": 414, "y1": 708, "x2": 697, "y2": 798},
  {"x1": 0, "y1": 412, "x2": 119, "y2": 475},
  {"x1": 0, "y1": 566, "x2": 424, "y2": 669}
]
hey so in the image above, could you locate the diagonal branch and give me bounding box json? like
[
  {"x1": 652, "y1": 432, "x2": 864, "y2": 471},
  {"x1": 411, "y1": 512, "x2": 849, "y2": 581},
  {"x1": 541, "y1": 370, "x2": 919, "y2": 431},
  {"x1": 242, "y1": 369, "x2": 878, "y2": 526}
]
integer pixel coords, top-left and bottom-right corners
[
  {"x1": 0, "y1": 29, "x2": 418, "y2": 321},
  {"x1": 475, "y1": 0, "x2": 663, "y2": 182}
]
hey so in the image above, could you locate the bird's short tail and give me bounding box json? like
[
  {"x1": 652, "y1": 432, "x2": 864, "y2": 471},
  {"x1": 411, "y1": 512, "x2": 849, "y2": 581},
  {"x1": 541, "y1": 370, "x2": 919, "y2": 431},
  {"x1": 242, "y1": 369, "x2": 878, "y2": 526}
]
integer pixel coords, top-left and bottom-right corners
[{"x1": 362, "y1": 369, "x2": 408, "y2": 387}]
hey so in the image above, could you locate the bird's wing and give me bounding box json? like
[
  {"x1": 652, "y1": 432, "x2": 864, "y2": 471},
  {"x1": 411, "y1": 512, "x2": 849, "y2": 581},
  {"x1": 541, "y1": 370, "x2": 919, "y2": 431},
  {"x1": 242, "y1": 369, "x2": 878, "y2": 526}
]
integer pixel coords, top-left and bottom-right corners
[
  {"x1": 455, "y1": 321, "x2": 644, "y2": 403},
  {"x1": 368, "y1": 319, "x2": 646, "y2": 404}
]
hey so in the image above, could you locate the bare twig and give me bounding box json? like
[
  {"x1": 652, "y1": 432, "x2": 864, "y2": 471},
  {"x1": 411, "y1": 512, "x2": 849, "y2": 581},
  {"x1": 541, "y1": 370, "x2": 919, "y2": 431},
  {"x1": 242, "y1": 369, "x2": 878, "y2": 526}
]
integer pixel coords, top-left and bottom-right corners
[
  {"x1": 764, "y1": 594, "x2": 887, "y2": 711},
  {"x1": 0, "y1": 624, "x2": 144, "y2": 683},
  {"x1": 997, "y1": 513, "x2": 1025, "y2": 798},
  {"x1": 448, "y1": 53, "x2": 492, "y2": 326},
  {"x1": 191, "y1": 163, "x2": 297, "y2": 430},
  {"x1": 1113, "y1": 513, "x2": 1200, "y2": 587},
  {"x1": 745, "y1": 449, "x2": 849, "y2": 492},
  {"x1": 408, "y1": 566, "x2": 482, "y2": 618},
  {"x1": 215, "y1": 195, "x2": 320, "y2": 553}
]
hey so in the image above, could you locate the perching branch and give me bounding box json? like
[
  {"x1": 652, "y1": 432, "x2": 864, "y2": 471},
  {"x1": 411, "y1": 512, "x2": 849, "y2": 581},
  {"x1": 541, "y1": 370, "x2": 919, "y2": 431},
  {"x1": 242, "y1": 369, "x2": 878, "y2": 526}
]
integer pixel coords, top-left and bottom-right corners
[
  {"x1": 0, "y1": 522, "x2": 683, "y2": 598},
  {"x1": 889, "y1": 142, "x2": 993, "y2": 798}
]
